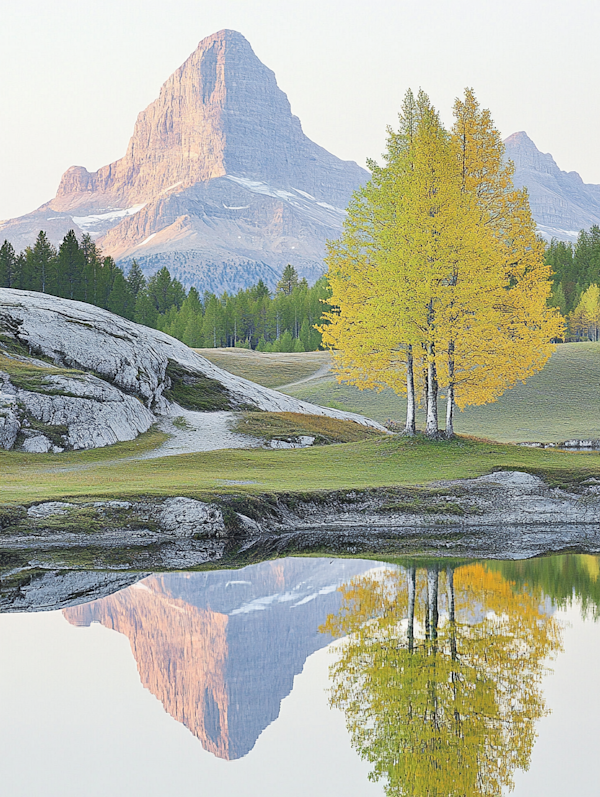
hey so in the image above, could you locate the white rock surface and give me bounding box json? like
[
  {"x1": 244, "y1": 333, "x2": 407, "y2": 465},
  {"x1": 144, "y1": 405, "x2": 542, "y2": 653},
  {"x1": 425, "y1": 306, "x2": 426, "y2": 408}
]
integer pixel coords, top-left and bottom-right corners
[
  {"x1": 18, "y1": 379, "x2": 154, "y2": 449},
  {"x1": 0, "y1": 289, "x2": 386, "y2": 454},
  {"x1": 22, "y1": 434, "x2": 53, "y2": 453},
  {"x1": 27, "y1": 501, "x2": 75, "y2": 518},
  {"x1": 269, "y1": 435, "x2": 315, "y2": 449},
  {"x1": 0, "y1": 366, "x2": 154, "y2": 451},
  {"x1": 474, "y1": 471, "x2": 543, "y2": 487},
  {"x1": 0, "y1": 571, "x2": 146, "y2": 612},
  {"x1": 139, "y1": 407, "x2": 258, "y2": 459},
  {"x1": 158, "y1": 497, "x2": 226, "y2": 537},
  {"x1": 0, "y1": 395, "x2": 20, "y2": 449}
]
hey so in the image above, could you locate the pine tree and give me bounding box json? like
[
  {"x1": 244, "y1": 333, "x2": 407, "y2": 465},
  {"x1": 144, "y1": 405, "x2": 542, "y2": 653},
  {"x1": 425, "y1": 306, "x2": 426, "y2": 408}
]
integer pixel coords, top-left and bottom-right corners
[
  {"x1": 549, "y1": 281, "x2": 567, "y2": 318},
  {"x1": 126, "y1": 259, "x2": 146, "y2": 300},
  {"x1": 80, "y1": 234, "x2": 103, "y2": 305},
  {"x1": 251, "y1": 279, "x2": 270, "y2": 300},
  {"x1": 0, "y1": 240, "x2": 18, "y2": 288},
  {"x1": 107, "y1": 269, "x2": 134, "y2": 318},
  {"x1": 134, "y1": 290, "x2": 158, "y2": 327},
  {"x1": 24, "y1": 231, "x2": 57, "y2": 293},
  {"x1": 56, "y1": 230, "x2": 84, "y2": 299},
  {"x1": 276, "y1": 264, "x2": 299, "y2": 296},
  {"x1": 182, "y1": 313, "x2": 204, "y2": 348},
  {"x1": 146, "y1": 267, "x2": 186, "y2": 315},
  {"x1": 278, "y1": 329, "x2": 294, "y2": 352},
  {"x1": 202, "y1": 294, "x2": 224, "y2": 347}
]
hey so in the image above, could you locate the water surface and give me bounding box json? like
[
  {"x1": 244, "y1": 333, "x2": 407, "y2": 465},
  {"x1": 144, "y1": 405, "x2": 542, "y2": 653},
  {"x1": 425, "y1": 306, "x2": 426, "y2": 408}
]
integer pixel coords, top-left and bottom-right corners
[{"x1": 1, "y1": 554, "x2": 599, "y2": 796}]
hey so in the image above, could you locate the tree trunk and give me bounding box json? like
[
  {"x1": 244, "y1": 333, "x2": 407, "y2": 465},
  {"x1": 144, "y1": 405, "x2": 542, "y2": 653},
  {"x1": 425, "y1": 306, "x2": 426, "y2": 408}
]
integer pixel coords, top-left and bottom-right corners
[
  {"x1": 407, "y1": 565, "x2": 416, "y2": 653},
  {"x1": 427, "y1": 567, "x2": 439, "y2": 643},
  {"x1": 404, "y1": 345, "x2": 416, "y2": 435},
  {"x1": 425, "y1": 343, "x2": 439, "y2": 438},
  {"x1": 445, "y1": 383, "x2": 455, "y2": 438},
  {"x1": 446, "y1": 567, "x2": 456, "y2": 661},
  {"x1": 445, "y1": 340, "x2": 455, "y2": 438}
]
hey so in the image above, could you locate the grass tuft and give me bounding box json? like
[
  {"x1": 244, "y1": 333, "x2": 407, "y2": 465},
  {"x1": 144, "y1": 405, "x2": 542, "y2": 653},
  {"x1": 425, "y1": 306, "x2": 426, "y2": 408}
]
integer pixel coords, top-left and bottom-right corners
[
  {"x1": 233, "y1": 411, "x2": 384, "y2": 444},
  {"x1": 164, "y1": 360, "x2": 233, "y2": 411}
]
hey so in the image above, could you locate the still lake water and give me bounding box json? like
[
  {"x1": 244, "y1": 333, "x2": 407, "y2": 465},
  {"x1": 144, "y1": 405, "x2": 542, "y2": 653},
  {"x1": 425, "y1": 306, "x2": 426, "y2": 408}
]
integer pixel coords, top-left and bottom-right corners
[{"x1": 1, "y1": 554, "x2": 600, "y2": 796}]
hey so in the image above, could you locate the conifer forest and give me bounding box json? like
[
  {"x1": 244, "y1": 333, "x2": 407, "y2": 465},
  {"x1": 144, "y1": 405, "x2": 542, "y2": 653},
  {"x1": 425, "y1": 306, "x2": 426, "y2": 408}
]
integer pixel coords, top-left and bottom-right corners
[{"x1": 0, "y1": 233, "x2": 329, "y2": 352}]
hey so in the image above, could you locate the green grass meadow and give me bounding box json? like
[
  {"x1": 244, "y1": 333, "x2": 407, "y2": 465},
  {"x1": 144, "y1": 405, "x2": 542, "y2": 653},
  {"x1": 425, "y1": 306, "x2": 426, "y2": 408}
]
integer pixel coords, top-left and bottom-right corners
[
  {"x1": 2, "y1": 342, "x2": 599, "y2": 506},
  {"x1": 272, "y1": 342, "x2": 600, "y2": 444},
  {"x1": 198, "y1": 348, "x2": 330, "y2": 388},
  {"x1": 2, "y1": 432, "x2": 600, "y2": 505}
]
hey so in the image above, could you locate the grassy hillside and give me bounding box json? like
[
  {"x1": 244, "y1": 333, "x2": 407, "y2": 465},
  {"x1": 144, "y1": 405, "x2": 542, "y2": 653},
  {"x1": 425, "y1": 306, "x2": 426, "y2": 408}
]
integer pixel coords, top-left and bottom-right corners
[
  {"x1": 202, "y1": 343, "x2": 600, "y2": 444},
  {"x1": 2, "y1": 432, "x2": 600, "y2": 505},
  {"x1": 197, "y1": 348, "x2": 330, "y2": 388}
]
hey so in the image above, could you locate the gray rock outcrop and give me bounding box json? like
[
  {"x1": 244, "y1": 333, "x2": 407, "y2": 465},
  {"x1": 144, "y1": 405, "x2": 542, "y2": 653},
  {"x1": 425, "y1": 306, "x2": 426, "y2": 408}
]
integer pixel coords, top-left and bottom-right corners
[
  {"x1": 158, "y1": 498, "x2": 226, "y2": 538},
  {"x1": 1, "y1": 369, "x2": 154, "y2": 451},
  {"x1": 0, "y1": 288, "x2": 384, "y2": 451}
]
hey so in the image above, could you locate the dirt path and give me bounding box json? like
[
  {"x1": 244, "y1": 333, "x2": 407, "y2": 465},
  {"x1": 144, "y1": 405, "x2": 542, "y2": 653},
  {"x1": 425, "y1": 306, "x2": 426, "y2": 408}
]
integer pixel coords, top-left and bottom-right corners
[
  {"x1": 136, "y1": 408, "x2": 259, "y2": 460},
  {"x1": 275, "y1": 360, "x2": 332, "y2": 390},
  {"x1": 41, "y1": 408, "x2": 258, "y2": 473}
]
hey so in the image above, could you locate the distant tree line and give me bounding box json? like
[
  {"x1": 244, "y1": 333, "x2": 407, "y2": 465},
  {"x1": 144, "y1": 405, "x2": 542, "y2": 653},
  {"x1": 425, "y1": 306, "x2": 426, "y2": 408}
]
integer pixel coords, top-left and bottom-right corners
[
  {"x1": 546, "y1": 227, "x2": 600, "y2": 340},
  {"x1": 0, "y1": 231, "x2": 330, "y2": 351}
]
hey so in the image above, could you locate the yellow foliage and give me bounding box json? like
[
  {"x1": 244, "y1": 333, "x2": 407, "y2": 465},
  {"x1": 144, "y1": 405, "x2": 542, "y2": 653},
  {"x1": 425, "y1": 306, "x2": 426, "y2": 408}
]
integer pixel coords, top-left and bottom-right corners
[
  {"x1": 322, "y1": 563, "x2": 562, "y2": 797},
  {"x1": 321, "y1": 88, "x2": 564, "y2": 430},
  {"x1": 569, "y1": 283, "x2": 600, "y2": 341}
]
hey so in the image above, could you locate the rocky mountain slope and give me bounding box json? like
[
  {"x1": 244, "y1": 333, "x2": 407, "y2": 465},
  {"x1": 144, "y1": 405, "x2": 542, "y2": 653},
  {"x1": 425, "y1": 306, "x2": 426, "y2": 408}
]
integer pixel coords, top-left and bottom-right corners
[
  {"x1": 0, "y1": 288, "x2": 383, "y2": 452},
  {"x1": 64, "y1": 559, "x2": 376, "y2": 759},
  {"x1": 0, "y1": 30, "x2": 367, "y2": 293},
  {"x1": 505, "y1": 131, "x2": 600, "y2": 242}
]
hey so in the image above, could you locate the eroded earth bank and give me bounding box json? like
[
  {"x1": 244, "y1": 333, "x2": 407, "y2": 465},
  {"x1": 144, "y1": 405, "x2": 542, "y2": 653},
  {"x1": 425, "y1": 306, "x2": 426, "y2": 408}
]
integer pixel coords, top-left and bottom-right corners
[{"x1": 3, "y1": 470, "x2": 600, "y2": 611}]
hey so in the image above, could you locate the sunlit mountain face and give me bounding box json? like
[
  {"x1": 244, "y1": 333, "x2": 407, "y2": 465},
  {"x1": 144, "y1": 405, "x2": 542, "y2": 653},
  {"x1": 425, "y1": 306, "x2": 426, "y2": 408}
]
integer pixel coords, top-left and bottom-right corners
[
  {"x1": 0, "y1": 30, "x2": 367, "y2": 294},
  {"x1": 63, "y1": 558, "x2": 376, "y2": 760}
]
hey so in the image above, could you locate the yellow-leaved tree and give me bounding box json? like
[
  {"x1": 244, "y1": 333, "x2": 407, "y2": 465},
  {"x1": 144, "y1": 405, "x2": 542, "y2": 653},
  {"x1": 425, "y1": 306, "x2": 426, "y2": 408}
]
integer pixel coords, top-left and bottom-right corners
[
  {"x1": 321, "y1": 563, "x2": 562, "y2": 797},
  {"x1": 321, "y1": 89, "x2": 564, "y2": 438},
  {"x1": 445, "y1": 89, "x2": 564, "y2": 433},
  {"x1": 569, "y1": 283, "x2": 600, "y2": 340}
]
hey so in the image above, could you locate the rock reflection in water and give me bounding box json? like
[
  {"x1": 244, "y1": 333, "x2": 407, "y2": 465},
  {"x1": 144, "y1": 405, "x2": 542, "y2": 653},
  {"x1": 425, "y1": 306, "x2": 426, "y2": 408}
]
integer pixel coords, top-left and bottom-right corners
[
  {"x1": 63, "y1": 557, "x2": 374, "y2": 760},
  {"x1": 322, "y1": 562, "x2": 563, "y2": 797}
]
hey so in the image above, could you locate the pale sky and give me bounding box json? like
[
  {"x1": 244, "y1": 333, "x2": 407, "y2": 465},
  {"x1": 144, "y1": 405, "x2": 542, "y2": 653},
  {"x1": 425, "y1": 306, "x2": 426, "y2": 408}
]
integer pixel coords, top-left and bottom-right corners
[{"x1": 1, "y1": 0, "x2": 599, "y2": 221}]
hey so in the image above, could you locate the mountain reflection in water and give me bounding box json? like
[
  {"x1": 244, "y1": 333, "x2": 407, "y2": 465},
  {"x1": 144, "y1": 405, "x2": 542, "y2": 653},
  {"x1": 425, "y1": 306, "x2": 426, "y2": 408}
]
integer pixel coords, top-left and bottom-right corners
[
  {"x1": 322, "y1": 562, "x2": 564, "y2": 797},
  {"x1": 59, "y1": 553, "x2": 600, "y2": 794},
  {"x1": 63, "y1": 557, "x2": 375, "y2": 760}
]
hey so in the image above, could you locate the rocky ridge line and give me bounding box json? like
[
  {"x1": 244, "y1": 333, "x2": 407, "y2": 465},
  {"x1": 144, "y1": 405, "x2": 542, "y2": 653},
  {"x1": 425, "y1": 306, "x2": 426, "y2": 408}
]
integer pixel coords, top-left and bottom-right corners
[{"x1": 505, "y1": 131, "x2": 600, "y2": 241}]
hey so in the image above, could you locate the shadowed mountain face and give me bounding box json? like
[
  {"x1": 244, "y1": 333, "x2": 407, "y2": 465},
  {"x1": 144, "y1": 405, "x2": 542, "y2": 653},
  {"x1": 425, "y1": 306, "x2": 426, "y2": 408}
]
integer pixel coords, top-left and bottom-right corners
[
  {"x1": 63, "y1": 558, "x2": 377, "y2": 760},
  {"x1": 0, "y1": 29, "x2": 367, "y2": 293},
  {"x1": 505, "y1": 131, "x2": 600, "y2": 242}
]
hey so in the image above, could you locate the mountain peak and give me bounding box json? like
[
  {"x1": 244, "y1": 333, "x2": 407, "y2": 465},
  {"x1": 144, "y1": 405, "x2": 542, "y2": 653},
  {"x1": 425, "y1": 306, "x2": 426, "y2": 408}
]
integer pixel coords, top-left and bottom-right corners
[
  {"x1": 51, "y1": 27, "x2": 363, "y2": 214},
  {"x1": 504, "y1": 130, "x2": 535, "y2": 147},
  {"x1": 504, "y1": 131, "x2": 600, "y2": 240},
  {"x1": 53, "y1": 29, "x2": 274, "y2": 209},
  {"x1": 1, "y1": 29, "x2": 368, "y2": 293}
]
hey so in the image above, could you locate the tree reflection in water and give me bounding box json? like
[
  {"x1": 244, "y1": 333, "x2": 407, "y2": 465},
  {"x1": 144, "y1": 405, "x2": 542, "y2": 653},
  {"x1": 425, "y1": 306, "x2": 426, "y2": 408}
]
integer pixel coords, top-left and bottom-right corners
[{"x1": 321, "y1": 562, "x2": 562, "y2": 797}]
